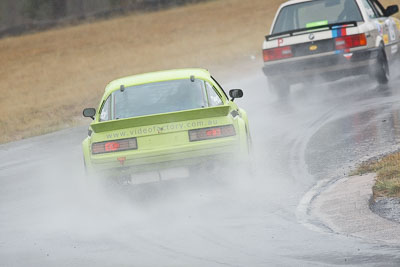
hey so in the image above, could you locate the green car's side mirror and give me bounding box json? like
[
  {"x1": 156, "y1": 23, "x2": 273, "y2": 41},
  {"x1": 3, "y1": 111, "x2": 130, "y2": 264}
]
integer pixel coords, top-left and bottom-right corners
[
  {"x1": 229, "y1": 89, "x2": 243, "y2": 101},
  {"x1": 83, "y1": 108, "x2": 96, "y2": 120}
]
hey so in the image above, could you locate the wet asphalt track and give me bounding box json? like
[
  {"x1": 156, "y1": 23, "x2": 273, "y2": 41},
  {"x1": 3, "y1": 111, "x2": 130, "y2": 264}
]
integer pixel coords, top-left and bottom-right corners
[{"x1": 1, "y1": 68, "x2": 400, "y2": 266}]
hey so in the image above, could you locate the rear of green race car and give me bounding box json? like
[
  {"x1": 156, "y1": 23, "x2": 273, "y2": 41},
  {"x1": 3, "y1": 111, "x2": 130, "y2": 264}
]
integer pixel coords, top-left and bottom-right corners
[{"x1": 82, "y1": 69, "x2": 251, "y2": 183}]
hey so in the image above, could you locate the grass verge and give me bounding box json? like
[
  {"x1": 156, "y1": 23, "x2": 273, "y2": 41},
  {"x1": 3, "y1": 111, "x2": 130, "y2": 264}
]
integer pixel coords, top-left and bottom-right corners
[{"x1": 352, "y1": 152, "x2": 400, "y2": 199}]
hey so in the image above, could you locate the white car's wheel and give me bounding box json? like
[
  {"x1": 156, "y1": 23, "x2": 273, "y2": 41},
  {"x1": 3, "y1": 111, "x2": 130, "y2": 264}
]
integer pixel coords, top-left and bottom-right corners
[
  {"x1": 375, "y1": 46, "x2": 390, "y2": 85},
  {"x1": 269, "y1": 80, "x2": 290, "y2": 99}
]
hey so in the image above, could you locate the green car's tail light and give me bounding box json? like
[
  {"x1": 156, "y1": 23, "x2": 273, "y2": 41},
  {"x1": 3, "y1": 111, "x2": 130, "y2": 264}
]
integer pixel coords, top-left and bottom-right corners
[
  {"x1": 92, "y1": 138, "x2": 137, "y2": 154},
  {"x1": 189, "y1": 125, "x2": 236, "y2": 142}
]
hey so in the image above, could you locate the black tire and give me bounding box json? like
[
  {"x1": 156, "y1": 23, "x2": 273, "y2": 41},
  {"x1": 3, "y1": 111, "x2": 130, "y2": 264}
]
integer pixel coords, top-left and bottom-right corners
[
  {"x1": 269, "y1": 80, "x2": 290, "y2": 99},
  {"x1": 375, "y1": 47, "x2": 390, "y2": 85}
]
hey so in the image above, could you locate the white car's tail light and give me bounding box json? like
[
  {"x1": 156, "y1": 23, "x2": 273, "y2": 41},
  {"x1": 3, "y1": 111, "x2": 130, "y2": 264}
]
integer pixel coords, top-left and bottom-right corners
[
  {"x1": 92, "y1": 138, "x2": 137, "y2": 154},
  {"x1": 335, "y1": 33, "x2": 367, "y2": 50},
  {"x1": 188, "y1": 125, "x2": 236, "y2": 142},
  {"x1": 263, "y1": 46, "x2": 293, "y2": 62}
]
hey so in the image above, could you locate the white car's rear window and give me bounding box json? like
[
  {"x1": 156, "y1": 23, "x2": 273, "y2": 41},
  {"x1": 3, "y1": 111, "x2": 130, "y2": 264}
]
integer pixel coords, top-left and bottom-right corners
[{"x1": 273, "y1": 0, "x2": 363, "y2": 34}]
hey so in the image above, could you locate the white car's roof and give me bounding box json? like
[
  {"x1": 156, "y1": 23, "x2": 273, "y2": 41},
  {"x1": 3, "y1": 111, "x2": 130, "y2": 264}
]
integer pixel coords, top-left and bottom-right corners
[{"x1": 280, "y1": 0, "x2": 313, "y2": 7}]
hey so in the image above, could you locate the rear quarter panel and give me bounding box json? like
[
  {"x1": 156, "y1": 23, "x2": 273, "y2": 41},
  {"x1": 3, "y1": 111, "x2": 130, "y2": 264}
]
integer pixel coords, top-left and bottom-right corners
[{"x1": 82, "y1": 137, "x2": 92, "y2": 168}]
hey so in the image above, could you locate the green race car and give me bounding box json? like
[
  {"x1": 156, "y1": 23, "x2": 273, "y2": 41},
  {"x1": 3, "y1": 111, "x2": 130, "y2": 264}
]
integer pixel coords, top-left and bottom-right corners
[{"x1": 82, "y1": 68, "x2": 251, "y2": 184}]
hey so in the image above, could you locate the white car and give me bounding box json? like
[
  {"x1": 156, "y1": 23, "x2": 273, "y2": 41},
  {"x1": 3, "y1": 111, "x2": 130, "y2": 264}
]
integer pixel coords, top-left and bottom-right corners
[{"x1": 262, "y1": 0, "x2": 400, "y2": 98}]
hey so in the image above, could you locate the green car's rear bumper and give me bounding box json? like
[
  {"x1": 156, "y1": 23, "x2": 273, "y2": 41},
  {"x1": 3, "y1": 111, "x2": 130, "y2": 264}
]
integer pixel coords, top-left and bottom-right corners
[{"x1": 86, "y1": 136, "x2": 242, "y2": 176}]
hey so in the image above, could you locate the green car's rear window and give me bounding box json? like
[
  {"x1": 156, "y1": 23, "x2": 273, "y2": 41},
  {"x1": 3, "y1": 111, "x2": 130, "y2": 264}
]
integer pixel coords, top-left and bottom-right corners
[
  {"x1": 272, "y1": 0, "x2": 363, "y2": 34},
  {"x1": 111, "y1": 79, "x2": 208, "y2": 120}
]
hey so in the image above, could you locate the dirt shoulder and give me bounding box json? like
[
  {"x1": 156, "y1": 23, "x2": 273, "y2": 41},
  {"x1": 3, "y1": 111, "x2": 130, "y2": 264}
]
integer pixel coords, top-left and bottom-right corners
[
  {"x1": 0, "y1": 0, "x2": 280, "y2": 144},
  {"x1": 1, "y1": 0, "x2": 398, "y2": 144}
]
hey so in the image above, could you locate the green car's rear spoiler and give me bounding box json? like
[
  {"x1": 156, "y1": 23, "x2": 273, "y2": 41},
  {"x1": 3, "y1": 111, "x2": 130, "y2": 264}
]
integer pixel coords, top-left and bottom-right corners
[{"x1": 90, "y1": 105, "x2": 230, "y2": 133}]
